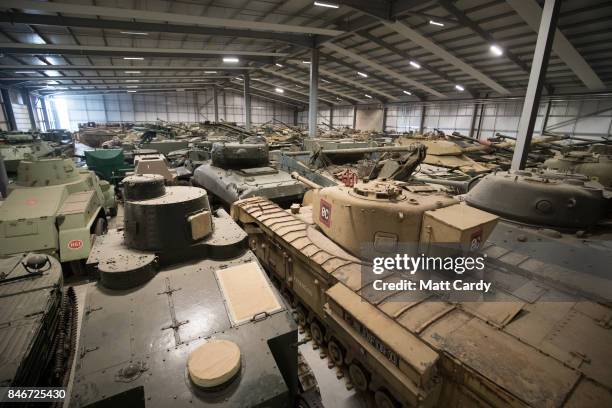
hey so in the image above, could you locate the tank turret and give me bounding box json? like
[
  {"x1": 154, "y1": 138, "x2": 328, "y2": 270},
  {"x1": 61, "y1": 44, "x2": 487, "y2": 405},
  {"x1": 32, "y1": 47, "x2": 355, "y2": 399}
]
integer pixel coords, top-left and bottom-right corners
[{"x1": 542, "y1": 144, "x2": 612, "y2": 187}]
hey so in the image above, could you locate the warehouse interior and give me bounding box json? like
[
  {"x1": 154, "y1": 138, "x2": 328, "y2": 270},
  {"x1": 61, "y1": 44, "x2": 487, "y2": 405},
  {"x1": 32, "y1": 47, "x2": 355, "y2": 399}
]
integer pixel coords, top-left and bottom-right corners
[{"x1": 1, "y1": 1, "x2": 611, "y2": 408}]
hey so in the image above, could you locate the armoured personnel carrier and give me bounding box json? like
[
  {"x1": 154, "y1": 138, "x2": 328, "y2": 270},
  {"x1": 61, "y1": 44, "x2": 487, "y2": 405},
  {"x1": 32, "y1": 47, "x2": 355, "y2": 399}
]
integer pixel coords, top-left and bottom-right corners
[
  {"x1": 71, "y1": 174, "x2": 306, "y2": 407},
  {"x1": 0, "y1": 158, "x2": 117, "y2": 272},
  {"x1": 0, "y1": 253, "x2": 77, "y2": 390},
  {"x1": 0, "y1": 131, "x2": 55, "y2": 173},
  {"x1": 193, "y1": 139, "x2": 305, "y2": 207},
  {"x1": 232, "y1": 172, "x2": 612, "y2": 407}
]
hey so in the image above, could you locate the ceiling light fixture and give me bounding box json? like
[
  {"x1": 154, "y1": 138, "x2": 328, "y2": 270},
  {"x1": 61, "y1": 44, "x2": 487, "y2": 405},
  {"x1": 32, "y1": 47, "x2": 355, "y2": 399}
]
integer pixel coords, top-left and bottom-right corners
[
  {"x1": 455, "y1": 84, "x2": 465, "y2": 92},
  {"x1": 313, "y1": 1, "x2": 339, "y2": 9},
  {"x1": 223, "y1": 57, "x2": 239, "y2": 63},
  {"x1": 403, "y1": 90, "x2": 412, "y2": 95},
  {"x1": 120, "y1": 31, "x2": 148, "y2": 35},
  {"x1": 357, "y1": 71, "x2": 368, "y2": 78},
  {"x1": 409, "y1": 61, "x2": 421, "y2": 69},
  {"x1": 235, "y1": 77, "x2": 243, "y2": 81},
  {"x1": 490, "y1": 44, "x2": 503, "y2": 56},
  {"x1": 429, "y1": 20, "x2": 444, "y2": 27},
  {"x1": 204, "y1": 71, "x2": 217, "y2": 74},
  {"x1": 364, "y1": 94, "x2": 372, "y2": 99},
  {"x1": 125, "y1": 79, "x2": 140, "y2": 82},
  {"x1": 302, "y1": 60, "x2": 311, "y2": 64},
  {"x1": 124, "y1": 70, "x2": 141, "y2": 74},
  {"x1": 275, "y1": 88, "x2": 284, "y2": 93},
  {"x1": 275, "y1": 63, "x2": 283, "y2": 68},
  {"x1": 15, "y1": 71, "x2": 36, "y2": 74},
  {"x1": 123, "y1": 57, "x2": 144, "y2": 60},
  {"x1": 321, "y1": 78, "x2": 330, "y2": 83},
  {"x1": 127, "y1": 90, "x2": 137, "y2": 93},
  {"x1": 126, "y1": 85, "x2": 139, "y2": 88}
]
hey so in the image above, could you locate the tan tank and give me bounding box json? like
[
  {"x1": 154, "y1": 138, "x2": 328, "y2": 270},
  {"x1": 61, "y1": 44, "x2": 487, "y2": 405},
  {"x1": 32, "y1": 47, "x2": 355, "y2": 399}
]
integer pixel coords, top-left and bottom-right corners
[
  {"x1": 396, "y1": 137, "x2": 494, "y2": 175},
  {"x1": 231, "y1": 177, "x2": 612, "y2": 407}
]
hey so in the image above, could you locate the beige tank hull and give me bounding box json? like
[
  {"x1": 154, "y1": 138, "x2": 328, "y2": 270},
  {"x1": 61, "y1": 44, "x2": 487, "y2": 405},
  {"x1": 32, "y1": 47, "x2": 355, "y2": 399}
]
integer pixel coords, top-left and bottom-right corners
[{"x1": 232, "y1": 197, "x2": 612, "y2": 408}]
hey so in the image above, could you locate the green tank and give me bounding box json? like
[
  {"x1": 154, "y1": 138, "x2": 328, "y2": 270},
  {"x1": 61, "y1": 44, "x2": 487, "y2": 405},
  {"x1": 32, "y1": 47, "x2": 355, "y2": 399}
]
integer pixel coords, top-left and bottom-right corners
[
  {"x1": 0, "y1": 132, "x2": 56, "y2": 173},
  {"x1": 0, "y1": 157, "x2": 117, "y2": 267}
]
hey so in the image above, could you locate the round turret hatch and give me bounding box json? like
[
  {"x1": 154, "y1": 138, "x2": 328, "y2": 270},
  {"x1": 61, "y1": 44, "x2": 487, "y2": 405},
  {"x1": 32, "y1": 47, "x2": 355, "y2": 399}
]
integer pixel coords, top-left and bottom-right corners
[
  {"x1": 350, "y1": 181, "x2": 405, "y2": 201},
  {"x1": 187, "y1": 340, "x2": 241, "y2": 389}
]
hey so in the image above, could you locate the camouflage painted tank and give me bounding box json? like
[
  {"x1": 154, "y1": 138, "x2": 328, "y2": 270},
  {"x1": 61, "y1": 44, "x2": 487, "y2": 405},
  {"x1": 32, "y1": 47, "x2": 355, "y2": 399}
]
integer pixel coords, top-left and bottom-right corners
[
  {"x1": 231, "y1": 173, "x2": 612, "y2": 407},
  {"x1": 0, "y1": 132, "x2": 56, "y2": 173},
  {"x1": 71, "y1": 174, "x2": 304, "y2": 407},
  {"x1": 0, "y1": 158, "x2": 117, "y2": 268},
  {"x1": 193, "y1": 140, "x2": 305, "y2": 207},
  {"x1": 0, "y1": 253, "x2": 77, "y2": 389}
]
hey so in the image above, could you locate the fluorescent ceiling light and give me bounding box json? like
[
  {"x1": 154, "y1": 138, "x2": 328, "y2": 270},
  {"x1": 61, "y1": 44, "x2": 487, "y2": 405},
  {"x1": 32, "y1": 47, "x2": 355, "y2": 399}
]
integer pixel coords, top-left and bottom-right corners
[
  {"x1": 295, "y1": 84, "x2": 302, "y2": 88},
  {"x1": 124, "y1": 70, "x2": 141, "y2": 74},
  {"x1": 235, "y1": 77, "x2": 243, "y2": 81},
  {"x1": 194, "y1": 79, "x2": 208, "y2": 82},
  {"x1": 46, "y1": 80, "x2": 59, "y2": 84},
  {"x1": 336, "y1": 97, "x2": 342, "y2": 101},
  {"x1": 204, "y1": 71, "x2": 217, "y2": 74},
  {"x1": 314, "y1": 1, "x2": 339, "y2": 9},
  {"x1": 275, "y1": 63, "x2": 283, "y2": 68},
  {"x1": 357, "y1": 71, "x2": 368, "y2": 78},
  {"x1": 409, "y1": 61, "x2": 421, "y2": 69},
  {"x1": 15, "y1": 71, "x2": 36, "y2": 74},
  {"x1": 302, "y1": 60, "x2": 311, "y2": 64},
  {"x1": 223, "y1": 57, "x2": 239, "y2": 63},
  {"x1": 126, "y1": 85, "x2": 138, "y2": 88},
  {"x1": 403, "y1": 90, "x2": 412, "y2": 95},
  {"x1": 490, "y1": 44, "x2": 503, "y2": 56},
  {"x1": 125, "y1": 79, "x2": 140, "y2": 82},
  {"x1": 429, "y1": 20, "x2": 444, "y2": 27},
  {"x1": 321, "y1": 78, "x2": 330, "y2": 83},
  {"x1": 123, "y1": 57, "x2": 144, "y2": 60},
  {"x1": 364, "y1": 94, "x2": 372, "y2": 99},
  {"x1": 455, "y1": 84, "x2": 465, "y2": 92},
  {"x1": 176, "y1": 88, "x2": 185, "y2": 92},
  {"x1": 120, "y1": 31, "x2": 148, "y2": 35},
  {"x1": 55, "y1": 87, "x2": 68, "y2": 90},
  {"x1": 127, "y1": 90, "x2": 137, "y2": 92},
  {"x1": 275, "y1": 88, "x2": 284, "y2": 93}
]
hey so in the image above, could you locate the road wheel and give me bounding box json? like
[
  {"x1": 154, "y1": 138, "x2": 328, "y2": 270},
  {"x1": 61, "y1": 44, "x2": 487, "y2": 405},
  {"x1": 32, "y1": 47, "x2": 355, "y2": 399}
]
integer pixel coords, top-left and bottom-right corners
[
  {"x1": 374, "y1": 389, "x2": 399, "y2": 408},
  {"x1": 348, "y1": 363, "x2": 369, "y2": 392},
  {"x1": 94, "y1": 217, "x2": 107, "y2": 236},
  {"x1": 327, "y1": 339, "x2": 344, "y2": 366},
  {"x1": 310, "y1": 320, "x2": 325, "y2": 345}
]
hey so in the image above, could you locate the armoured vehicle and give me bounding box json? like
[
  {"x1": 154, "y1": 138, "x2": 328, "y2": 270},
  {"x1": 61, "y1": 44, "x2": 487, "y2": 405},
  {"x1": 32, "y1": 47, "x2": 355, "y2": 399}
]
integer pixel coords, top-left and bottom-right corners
[
  {"x1": 84, "y1": 148, "x2": 133, "y2": 184},
  {"x1": 39, "y1": 128, "x2": 72, "y2": 144},
  {"x1": 0, "y1": 158, "x2": 117, "y2": 271},
  {"x1": 542, "y1": 144, "x2": 612, "y2": 187},
  {"x1": 232, "y1": 169, "x2": 612, "y2": 407},
  {"x1": 193, "y1": 140, "x2": 305, "y2": 207},
  {"x1": 77, "y1": 127, "x2": 121, "y2": 148},
  {"x1": 0, "y1": 131, "x2": 56, "y2": 173},
  {"x1": 0, "y1": 253, "x2": 77, "y2": 391},
  {"x1": 71, "y1": 174, "x2": 309, "y2": 407}
]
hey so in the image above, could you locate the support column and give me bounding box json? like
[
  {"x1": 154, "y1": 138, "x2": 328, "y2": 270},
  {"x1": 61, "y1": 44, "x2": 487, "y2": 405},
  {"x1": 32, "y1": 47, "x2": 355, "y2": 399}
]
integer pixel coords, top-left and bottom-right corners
[
  {"x1": 40, "y1": 96, "x2": 51, "y2": 131},
  {"x1": 511, "y1": 0, "x2": 561, "y2": 170},
  {"x1": 1, "y1": 88, "x2": 17, "y2": 131},
  {"x1": 468, "y1": 102, "x2": 479, "y2": 138},
  {"x1": 539, "y1": 100, "x2": 552, "y2": 136},
  {"x1": 0, "y1": 154, "x2": 8, "y2": 199},
  {"x1": 293, "y1": 108, "x2": 298, "y2": 127},
  {"x1": 329, "y1": 105, "x2": 334, "y2": 130},
  {"x1": 243, "y1": 74, "x2": 251, "y2": 131},
  {"x1": 476, "y1": 100, "x2": 486, "y2": 140},
  {"x1": 382, "y1": 105, "x2": 388, "y2": 133},
  {"x1": 419, "y1": 104, "x2": 426, "y2": 134},
  {"x1": 352, "y1": 105, "x2": 357, "y2": 130},
  {"x1": 213, "y1": 86, "x2": 219, "y2": 123},
  {"x1": 308, "y1": 48, "x2": 319, "y2": 138},
  {"x1": 22, "y1": 89, "x2": 37, "y2": 130}
]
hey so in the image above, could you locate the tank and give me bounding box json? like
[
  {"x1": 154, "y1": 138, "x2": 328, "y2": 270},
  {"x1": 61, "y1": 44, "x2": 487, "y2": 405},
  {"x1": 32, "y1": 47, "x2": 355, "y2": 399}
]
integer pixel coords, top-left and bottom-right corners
[
  {"x1": 39, "y1": 129, "x2": 72, "y2": 144},
  {"x1": 542, "y1": 144, "x2": 612, "y2": 187},
  {"x1": 0, "y1": 158, "x2": 117, "y2": 267},
  {"x1": 193, "y1": 140, "x2": 305, "y2": 207},
  {"x1": 129, "y1": 153, "x2": 178, "y2": 184},
  {"x1": 77, "y1": 127, "x2": 119, "y2": 148},
  {"x1": 84, "y1": 148, "x2": 132, "y2": 184},
  {"x1": 0, "y1": 132, "x2": 56, "y2": 173},
  {"x1": 71, "y1": 175, "x2": 306, "y2": 407},
  {"x1": 231, "y1": 173, "x2": 612, "y2": 407},
  {"x1": 0, "y1": 253, "x2": 77, "y2": 388}
]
